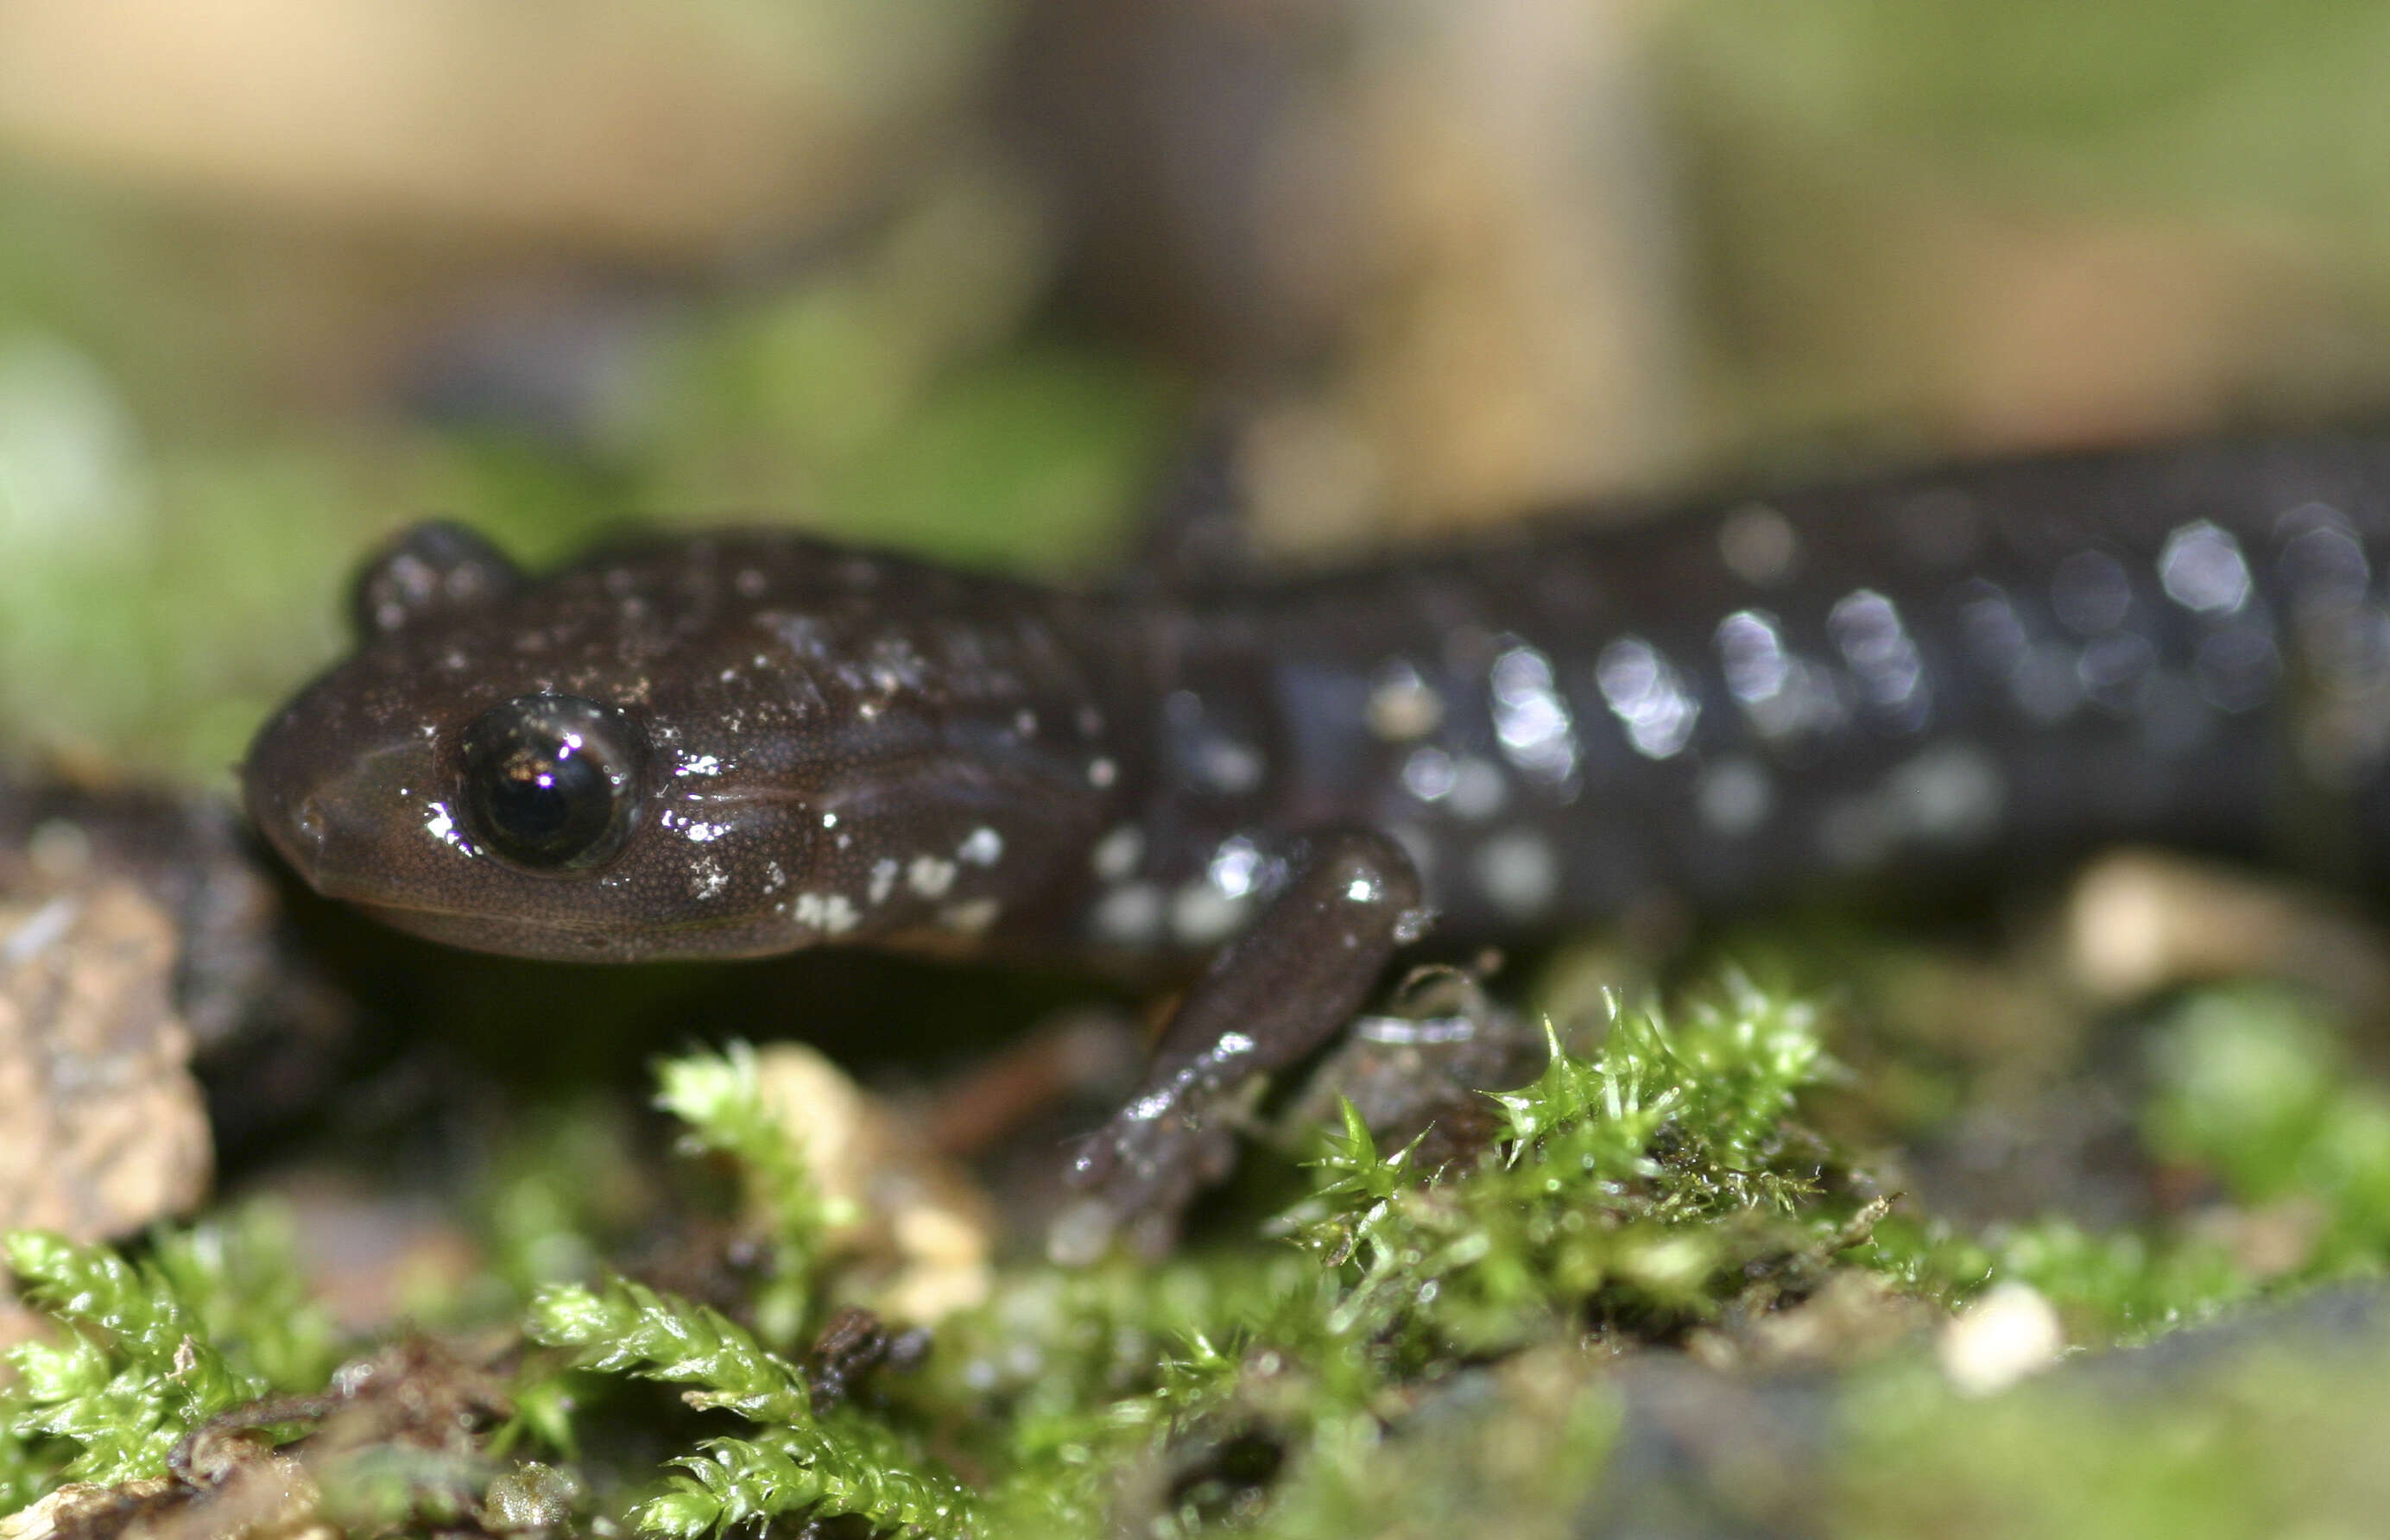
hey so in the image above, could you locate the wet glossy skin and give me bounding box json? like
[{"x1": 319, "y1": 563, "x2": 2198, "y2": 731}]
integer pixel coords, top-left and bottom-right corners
[{"x1": 244, "y1": 439, "x2": 2390, "y2": 1246}]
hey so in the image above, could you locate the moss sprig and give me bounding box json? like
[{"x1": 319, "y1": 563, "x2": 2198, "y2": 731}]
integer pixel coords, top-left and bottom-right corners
[
  {"x1": 655, "y1": 1042, "x2": 855, "y2": 1348},
  {"x1": 3, "y1": 1209, "x2": 338, "y2": 1488},
  {"x1": 528, "y1": 1277, "x2": 976, "y2": 1538},
  {"x1": 1287, "y1": 982, "x2": 1846, "y2": 1366}
]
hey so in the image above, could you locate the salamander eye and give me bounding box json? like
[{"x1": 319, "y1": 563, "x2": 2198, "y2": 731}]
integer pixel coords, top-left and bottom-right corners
[{"x1": 458, "y1": 695, "x2": 644, "y2": 872}]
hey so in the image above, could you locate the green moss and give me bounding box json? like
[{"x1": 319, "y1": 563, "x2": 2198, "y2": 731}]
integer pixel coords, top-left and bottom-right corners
[
  {"x1": 654, "y1": 1043, "x2": 856, "y2": 1349},
  {"x1": 3, "y1": 1207, "x2": 339, "y2": 1486},
  {"x1": 528, "y1": 1278, "x2": 976, "y2": 1538},
  {"x1": 16, "y1": 975, "x2": 2390, "y2": 1537}
]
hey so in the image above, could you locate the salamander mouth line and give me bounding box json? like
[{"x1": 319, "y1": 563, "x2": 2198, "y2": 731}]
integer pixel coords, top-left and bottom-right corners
[{"x1": 346, "y1": 893, "x2": 777, "y2": 939}]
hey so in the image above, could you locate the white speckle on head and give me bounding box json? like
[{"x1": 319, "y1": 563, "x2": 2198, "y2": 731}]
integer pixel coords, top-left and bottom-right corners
[
  {"x1": 690, "y1": 856, "x2": 729, "y2": 901},
  {"x1": 1367, "y1": 660, "x2": 1445, "y2": 742},
  {"x1": 1091, "y1": 824, "x2": 1144, "y2": 881},
  {"x1": 1696, "y1": 758, "x2": 1774, "y2": 837},
  {"x1": 1091, "y1": 882, "x2": 1163, "y2": 944},
  {"x1": 1088, "y1": 756, "x2": 1118, "y2": 789},
  {"x1": 940, "y1": 898, "x2": 1002, "y2": 935},
  {"x1": 907, "y1": 855, "x2": 958, "y2": 899},
  {"x1": 1015, "y1": 709, "x2": 1039, "y2": 737},
  {"x1": 794, "y1": 891, "x2": 860, "y2": 935},
  {"x1": 762, "y1": 861, "x2": 787, "y2": 893},
  {"x1": 1401, "y1": 745, "x2": 1457, "y2": 802},
  {"x1": 682, "y1": 821, "x2": 726, "y2": 843},
  {"x1": 424, "y1": 801, "x2": 467, "y2": 852},
  {"x1": 1170, "y1": 881, "x2": 1249, "y2": 946},
  {"x1": 821, "y1": 811, "x2": 839, "y2": 829},
  {"x1": 957, "y1": 826, "x2": 1004, "y2": 866},
  {"x1": 674, "y1": 754, "x2": 723, "y2": 778},
  {"x1": 869, "y1": 858, "x2": 900, "y2": 906},
  {"x1": 1344, "y1": 872, "x2": 1384, "y2": 905},
  {"x1": 1718, "y1": 502, "x2": 1799, "y2": 586},
  {"x1": 1597, "y1": 636, "x2": 1700, "y2": 759},
  {"x1": 1447, "y1": 756, "x2": 1508, "y2": 822},
  {"x1": 1472, "y1": 830, "x2": 1559, "y2": 919},
  {"x1": 2159, "y1": 520, "x2": 2253, "y2": 615}
]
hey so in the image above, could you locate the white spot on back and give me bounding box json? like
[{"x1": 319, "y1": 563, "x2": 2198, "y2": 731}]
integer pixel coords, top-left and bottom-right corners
[
  {"x1": 1596, "y1": 636, "x2": 1700, "y2": 759},
  {"x1": 1489, "y1": 643, "x2": 1578, "y2": 781},
  {"x1": 1447, "y1": 757, "x2": 1508, "y2": 821},
  {"x1": 1091, "y1": 882, "x2": 1163, "y2": 944},
  {"x1": 1401, "y1": 745, "x2": 1457, "y2": 802},
  {"x1": 1887, "y1": 742, "x2": 2005, "y2": 843},
  {"x1": 1088, "y1": 757, "x2": 1118, "y2": 789},
  {"x1": 869, "y1": 858, "x2": 900, "y2": 906},
  {"x1": 1830, "y1": 590, "x2": 1929, "y2": 721},
  {"x1": 1091, "y1": 825, "x2": 1144, "y2": 880},
  {"x1": 1472, "y1": 830, "x2": 1559, "y2": 919},
  {"x1": 907, "y1": 855, "x2": 957, "y2": 899},
  {"x1": 940, "y1": 898, "x2": 1002, "y2": 936},
  {"x1": 958, "y1": 826, "x2": 1004, "y2": 866},
  {"x1": 794, "y1": 891, "x2": 859, "y2": 935},
  {"x1": 1170, "y1": 881, "x2": 1249, "y2": 946},
  {"x1": 1367, "y1": 661, "x2": 1445, "y2": 742},
  {"x1": 2159, "y1": 521, "x2": 2253, "y2": 615},
  {"x1": 1205, "y1": 836, "x2": 1264, "y2": 898},
  {"x1": 1697, "y1": 758, "x2": 1774, "y2": 837},
  {"x1": 1718, "y1": 502, "x2": 1799, "y2": 586}
]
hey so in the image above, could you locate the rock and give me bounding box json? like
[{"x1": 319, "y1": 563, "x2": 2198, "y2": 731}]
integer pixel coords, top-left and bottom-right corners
[
  {"x1": 750, "y1": 1043, "x2": 996, "y2": 1323},
  {"x1": 0, "y1": 880, "x2": 211, "y2": 1238}
]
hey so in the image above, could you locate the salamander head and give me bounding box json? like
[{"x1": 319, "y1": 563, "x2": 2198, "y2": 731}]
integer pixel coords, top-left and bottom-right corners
[{"x1": 243, "y1": 521, "x2": 1107, "y2": 961}]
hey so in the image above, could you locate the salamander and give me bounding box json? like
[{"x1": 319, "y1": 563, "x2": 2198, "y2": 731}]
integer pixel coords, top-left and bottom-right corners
[{"x1": 242, "y1": 438, "x2": 2390, "y2": 1249}]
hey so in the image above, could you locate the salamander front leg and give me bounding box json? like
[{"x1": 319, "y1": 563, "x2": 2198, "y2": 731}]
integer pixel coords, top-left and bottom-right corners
[{"x1": 1052, "y1": 827, "x2": 1429, "y2": 1261}]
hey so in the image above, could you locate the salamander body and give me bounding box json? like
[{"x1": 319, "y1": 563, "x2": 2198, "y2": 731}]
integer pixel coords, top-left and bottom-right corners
[{"x1": 243, "y1": 439, "x2": 2390, "y2": 1237}]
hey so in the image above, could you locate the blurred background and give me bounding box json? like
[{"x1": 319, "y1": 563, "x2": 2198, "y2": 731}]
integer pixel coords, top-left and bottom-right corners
[{"x1": 6, "y1": 0, "x2": 2390, "y2": 788}]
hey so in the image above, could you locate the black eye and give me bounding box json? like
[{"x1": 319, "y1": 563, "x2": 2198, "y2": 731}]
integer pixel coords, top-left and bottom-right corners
[{"x1": 458, "y1": 695, "x2": 644, "y2": 872}]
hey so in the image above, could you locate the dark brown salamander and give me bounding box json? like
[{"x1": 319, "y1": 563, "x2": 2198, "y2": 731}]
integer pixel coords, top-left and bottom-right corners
[{"x1": 243, "y1": 439, "x2": 2390, "y2": 1250}]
